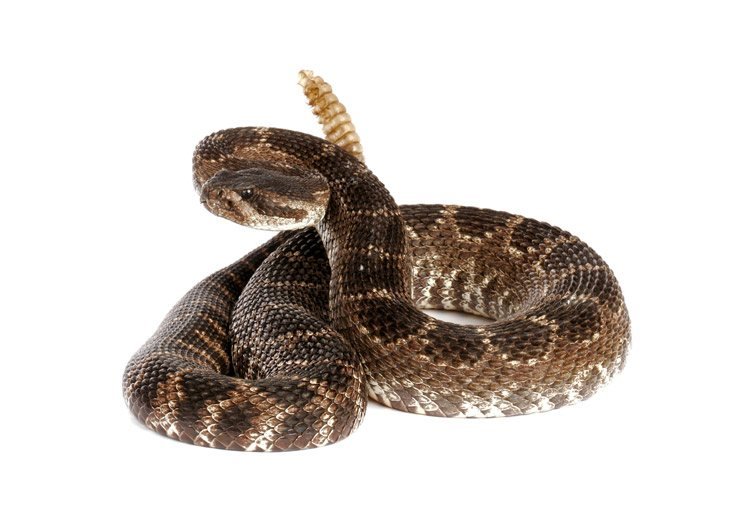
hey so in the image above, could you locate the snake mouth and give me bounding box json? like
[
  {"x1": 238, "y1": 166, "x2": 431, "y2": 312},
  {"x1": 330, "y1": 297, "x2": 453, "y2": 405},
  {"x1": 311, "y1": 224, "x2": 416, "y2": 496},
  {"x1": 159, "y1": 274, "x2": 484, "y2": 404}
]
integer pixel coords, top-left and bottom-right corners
[
  {"x1": 200, "y1": 186, "x2": 246, "y2": 209},
  {"x1": 200, "y1": 186, "x2": 252, "y2": 225}
]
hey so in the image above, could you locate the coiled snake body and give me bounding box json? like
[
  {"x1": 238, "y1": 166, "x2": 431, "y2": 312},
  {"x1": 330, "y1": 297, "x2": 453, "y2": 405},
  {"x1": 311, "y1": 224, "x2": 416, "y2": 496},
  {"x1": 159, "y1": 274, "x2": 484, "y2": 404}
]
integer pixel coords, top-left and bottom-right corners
[{"x1": 123, "y1": 123, "x2": 630, "y2": 451}]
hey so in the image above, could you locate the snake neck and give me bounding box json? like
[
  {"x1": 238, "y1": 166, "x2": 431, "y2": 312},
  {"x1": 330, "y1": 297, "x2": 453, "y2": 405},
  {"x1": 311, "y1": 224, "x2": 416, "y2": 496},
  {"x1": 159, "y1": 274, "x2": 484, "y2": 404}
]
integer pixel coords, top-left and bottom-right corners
[
  {"x1": 315, "y1": 172, "x2": 412, "y2": 331},
  {"x1": 317, "y1": 172, "x2": 411, "y2": 294}
]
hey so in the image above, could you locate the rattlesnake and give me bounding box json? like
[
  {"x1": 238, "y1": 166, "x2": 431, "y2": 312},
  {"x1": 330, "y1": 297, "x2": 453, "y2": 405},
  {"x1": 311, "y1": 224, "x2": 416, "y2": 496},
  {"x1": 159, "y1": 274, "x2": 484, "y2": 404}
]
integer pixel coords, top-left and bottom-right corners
[{"x1": 123, "y1": 72, "x2": 630, "y2": 451}]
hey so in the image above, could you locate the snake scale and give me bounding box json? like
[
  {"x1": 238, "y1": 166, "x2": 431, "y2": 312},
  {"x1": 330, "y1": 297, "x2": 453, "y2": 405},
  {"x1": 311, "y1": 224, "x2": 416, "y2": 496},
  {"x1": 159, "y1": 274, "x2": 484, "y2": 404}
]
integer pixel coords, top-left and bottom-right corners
[{"x1": 123, "y1": 72, "x2": 630, "y2": 451}]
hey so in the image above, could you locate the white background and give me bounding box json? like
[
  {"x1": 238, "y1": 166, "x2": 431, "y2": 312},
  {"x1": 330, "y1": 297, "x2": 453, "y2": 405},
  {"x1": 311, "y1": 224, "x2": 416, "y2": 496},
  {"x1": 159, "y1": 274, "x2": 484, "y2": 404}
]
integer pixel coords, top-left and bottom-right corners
[{"x1": 2, "y1": 1, "x2": 728, "y2": 520}]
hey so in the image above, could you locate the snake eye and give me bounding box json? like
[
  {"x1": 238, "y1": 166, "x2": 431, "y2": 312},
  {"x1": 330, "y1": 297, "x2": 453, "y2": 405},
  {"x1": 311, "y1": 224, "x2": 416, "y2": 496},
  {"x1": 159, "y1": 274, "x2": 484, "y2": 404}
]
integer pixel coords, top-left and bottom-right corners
[{"x1": 239, "y1": 188, "x2": 254, "y2": 200}]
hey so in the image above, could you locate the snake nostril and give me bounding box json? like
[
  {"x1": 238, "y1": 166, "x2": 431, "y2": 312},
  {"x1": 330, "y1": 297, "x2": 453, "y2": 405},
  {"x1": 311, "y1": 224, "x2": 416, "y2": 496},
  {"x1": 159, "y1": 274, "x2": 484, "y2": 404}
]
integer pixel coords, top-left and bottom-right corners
[{"x1": 222, "y1": 193, "x2": 236, "y2": 209}]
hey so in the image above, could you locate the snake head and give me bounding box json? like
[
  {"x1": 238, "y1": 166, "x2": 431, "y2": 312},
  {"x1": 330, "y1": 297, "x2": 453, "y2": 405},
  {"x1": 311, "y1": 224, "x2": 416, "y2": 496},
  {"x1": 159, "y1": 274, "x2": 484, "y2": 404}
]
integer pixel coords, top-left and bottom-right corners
[{"x1": 200, "y1": 168, "x2": 330, "y2": 231}]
